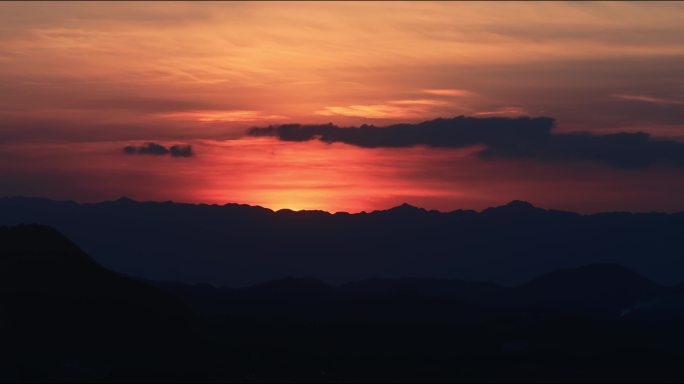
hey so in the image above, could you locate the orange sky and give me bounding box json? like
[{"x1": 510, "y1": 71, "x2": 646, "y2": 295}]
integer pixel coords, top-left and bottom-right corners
[{"x1": 1, "y1": 2, "x2": 684, "y2": 212}]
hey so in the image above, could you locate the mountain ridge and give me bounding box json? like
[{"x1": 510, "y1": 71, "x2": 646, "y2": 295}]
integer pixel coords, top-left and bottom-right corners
[
  {"x1": 3, "y1": 195, "x2": 667, "y2": 216},
  {"x1": 2, "y1": 196, "x2": 684, "y2": 287}
]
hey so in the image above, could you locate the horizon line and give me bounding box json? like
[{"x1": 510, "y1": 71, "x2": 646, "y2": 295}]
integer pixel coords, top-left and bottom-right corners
[{"x1": 1, "y1": 195, "x2": 679, "y2": 216}]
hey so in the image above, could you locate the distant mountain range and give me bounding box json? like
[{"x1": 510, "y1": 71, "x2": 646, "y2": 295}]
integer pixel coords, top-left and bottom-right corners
[{"x1": 1, "y1": 196, "x2": 684, "y2": 287}]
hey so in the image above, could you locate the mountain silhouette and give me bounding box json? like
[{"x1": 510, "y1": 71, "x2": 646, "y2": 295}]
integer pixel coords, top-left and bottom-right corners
[
  {"x1": 2, "y1": 196, "x2": 684, "y2": 287},
  {"x1": 481, "y1": 199, "x2": 543, "y2": 215},
  {"x1": 373, "y1": 202, "x2": 429, "y2": 216},
  {"x1": 0, "y1": 225, "x2": 201, "y2": 381},
  {"x1": 153, "y1": 263, "x2": 674, "y2": 324},
  {"x1": 4, "y1": 224, "x2": 684, "y2": 381},
  {"x1": 149, "y1": 262, "x2": 684, "y2": 380},
  {"x1": 512, "y1": 263, "x2": 665, "y2": 317},
  {"x1": 247, "y1": 276, "x2": 333, "y2": 297},
  {"x1": 338, "y1": 277, "x2": 503, "y2": 302}
]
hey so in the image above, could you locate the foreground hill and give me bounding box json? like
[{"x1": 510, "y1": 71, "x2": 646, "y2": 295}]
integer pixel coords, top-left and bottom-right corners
[
  {"x1": 154, "y1": 263, "x2": 673, "y2": 323},
  {"x1": 1, "y1": 196, "x2": 683, "y2": 286},
  {"x1": 149, "y1": 266, "x2": 684, "y2": 381},
  {"x1": 0, "y1": 225, "x2": 200, "y2": 381},
  {"x1": 3, "y1": 224, "x2": 684, "y2": 381},
  {"x1": 512, "y1": 263, "x2": 667, "y2": 318}
]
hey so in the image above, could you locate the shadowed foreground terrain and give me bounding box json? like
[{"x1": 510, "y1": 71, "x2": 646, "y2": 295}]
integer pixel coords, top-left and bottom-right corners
[
  {"x1": 2, "y1": 224, "x2": 684, "y2": 382},
  {"x1": 0, "y1": 225, "x2": 202, "y2": 381}
]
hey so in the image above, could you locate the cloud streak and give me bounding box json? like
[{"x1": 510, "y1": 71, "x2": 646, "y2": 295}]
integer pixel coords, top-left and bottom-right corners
[
  {"x1": 422, "y1": 89, "x2": 472, "y2": 97},
  {"x1": 123, "y1": 142, "x2": 194, "y2": 157},
  {"x1": 612, "y1": 94, "x2": 684, "y2": 106},
  {"x1": 248, "y1": 116, "x2": 684, "y2": 169}
]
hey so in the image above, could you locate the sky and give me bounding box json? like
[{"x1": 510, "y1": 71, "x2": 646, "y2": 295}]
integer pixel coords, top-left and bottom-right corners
[{"x1": 1, "y1": 1, "x2": 684, "y2": 213}]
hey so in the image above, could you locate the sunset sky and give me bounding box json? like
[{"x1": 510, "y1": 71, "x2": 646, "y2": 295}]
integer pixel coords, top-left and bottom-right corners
[{"x1": 2, "y1": 1, "x2": 684, "y2": 212}]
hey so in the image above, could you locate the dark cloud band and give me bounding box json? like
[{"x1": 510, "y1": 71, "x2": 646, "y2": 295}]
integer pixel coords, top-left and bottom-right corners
[
  {"x1": 123, "y1": 142, "x2": 194, "y2": 157},
  {"x1": 248, "y1": 116, "x2": 684, "y2": 169}
]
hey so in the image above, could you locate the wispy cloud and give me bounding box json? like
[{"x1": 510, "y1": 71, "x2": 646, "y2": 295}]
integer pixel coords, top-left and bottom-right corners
[
  {"x1": 474, "y1": 107, "x2": 527, "y2": 117},
  {"x1": 315, "y1": 98, "x2": 454, "y2": 119},
  {"x1": 159, "y1": 110, "x2": 288, "y2": 123},
  {"x1": 422, "y1": 89, "x2": 472, "y2": 97},
  {"x1": 315, "y1": 105, "x2": 419, "y2": 119},
  {"x1": 392, "y1": 99, "x2": 449, "y2": 106},
  {"x1": 612, "y1": 94, "x2": 684, "y2": 106}
]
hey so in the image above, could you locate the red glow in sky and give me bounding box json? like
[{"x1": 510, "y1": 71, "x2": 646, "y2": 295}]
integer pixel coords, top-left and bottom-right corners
[{"x1": 1, "y1": 2, "x2": 684, "y2": 212}]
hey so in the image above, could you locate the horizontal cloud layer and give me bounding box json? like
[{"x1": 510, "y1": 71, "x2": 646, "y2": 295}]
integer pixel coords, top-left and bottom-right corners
[
  {"x1": 123, "y1": 142, "x2": 194, "y2": 157},
  {"x1": 248, "y1": 116, "x2": 684, "y2": 169}
]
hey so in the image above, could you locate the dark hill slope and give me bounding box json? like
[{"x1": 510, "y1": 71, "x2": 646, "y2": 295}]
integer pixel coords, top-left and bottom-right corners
[
  {"x1": 0, "y1": 225, "x2": 201, "y2": 381},
  {"x1": 511, "y1": 263, "x2": 666, "y2": 317}
]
